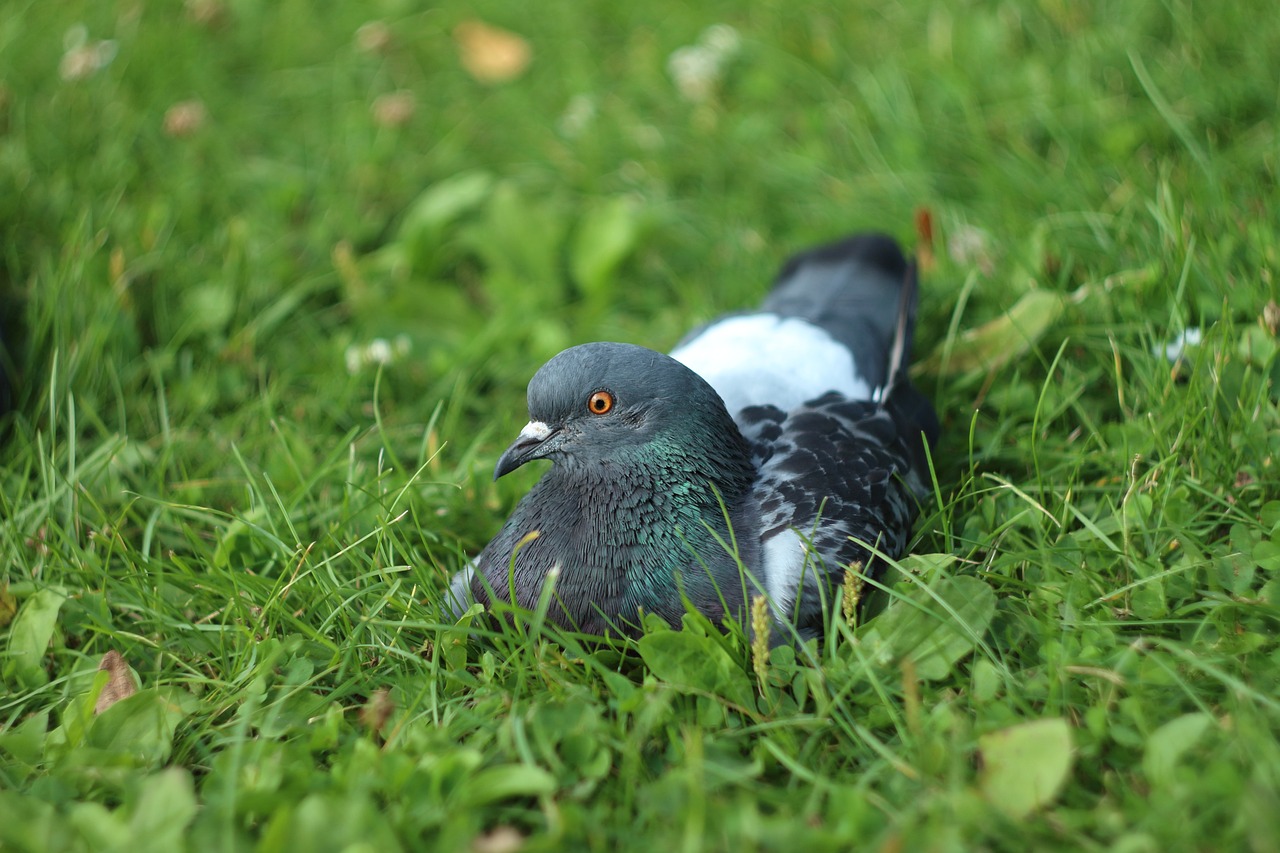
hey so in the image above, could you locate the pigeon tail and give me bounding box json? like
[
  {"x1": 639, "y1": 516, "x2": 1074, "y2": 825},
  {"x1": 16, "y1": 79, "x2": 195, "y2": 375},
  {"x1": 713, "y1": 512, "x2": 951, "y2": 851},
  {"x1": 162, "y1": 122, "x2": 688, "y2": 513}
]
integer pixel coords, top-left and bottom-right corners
[
  {"x1": 880, "y1": 256, "x2": 940, "y2": 464},
  {"x1": 764, "y1": 232, "x2": 938, "y2": 455},
  {"x1": 762, "y1": 232, "x2": 913, "y2": 392},
  {"x1": 880, "y1": 255, "x2": 917, "y2": 400}
]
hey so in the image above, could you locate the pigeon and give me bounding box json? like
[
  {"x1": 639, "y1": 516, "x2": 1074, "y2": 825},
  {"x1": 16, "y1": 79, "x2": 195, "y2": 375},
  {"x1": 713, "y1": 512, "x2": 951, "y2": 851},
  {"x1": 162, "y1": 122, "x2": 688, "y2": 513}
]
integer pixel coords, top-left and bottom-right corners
[{"x1": 448, "y1": 232, "x2": 939, "y2": 641}]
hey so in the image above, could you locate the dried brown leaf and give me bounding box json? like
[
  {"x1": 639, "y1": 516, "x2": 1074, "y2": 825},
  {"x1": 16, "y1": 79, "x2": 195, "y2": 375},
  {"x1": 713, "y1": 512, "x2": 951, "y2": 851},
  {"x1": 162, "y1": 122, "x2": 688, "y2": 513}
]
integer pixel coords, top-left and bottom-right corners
[
  {"x1": 185, "y1": 0, "x2": 230, "y2": 29},
  {"x1": 164, "y1": 100, "x2": 207, "y2": 137},
  {"x1": 360, "y1": 688, "x2": 394, "y2": 734},
  {"x1": 454, "y1": 20, "x2": 532, "y2": 84},
  {"x1": 1263, "y1": 300, "x2": 1279, "y2": 337},
  {"x1": 95, "y1": 650, "x2": 139, "y2": 714},
  {"x1": 914, "y1": 207, "x2": 936, "y2": 274}
]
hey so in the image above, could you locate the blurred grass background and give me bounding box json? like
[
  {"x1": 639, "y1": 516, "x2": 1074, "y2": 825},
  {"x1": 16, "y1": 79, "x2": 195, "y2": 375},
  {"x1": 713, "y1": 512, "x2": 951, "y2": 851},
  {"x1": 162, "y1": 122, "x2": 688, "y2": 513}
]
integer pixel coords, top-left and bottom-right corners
[{"x1": 2, "y1": 0, "x2": 1279, "y2": 850}]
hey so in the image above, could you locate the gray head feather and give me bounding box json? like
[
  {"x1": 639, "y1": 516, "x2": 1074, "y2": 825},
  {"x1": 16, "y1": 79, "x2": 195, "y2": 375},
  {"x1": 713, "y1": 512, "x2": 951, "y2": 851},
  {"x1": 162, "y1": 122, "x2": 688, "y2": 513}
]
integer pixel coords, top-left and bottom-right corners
[
  {"x1": 495, "y1": 342, "x2": 750, "y2": 478},
  {"x1": 474, "y1": 341, "x2": 761, "y2": 636}
]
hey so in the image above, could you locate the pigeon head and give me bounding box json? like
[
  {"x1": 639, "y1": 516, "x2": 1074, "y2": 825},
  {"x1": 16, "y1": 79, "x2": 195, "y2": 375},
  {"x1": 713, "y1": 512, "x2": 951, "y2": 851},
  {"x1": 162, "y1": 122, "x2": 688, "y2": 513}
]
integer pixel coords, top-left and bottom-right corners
[{"x1": 493, "y1": 342, "x2": 743, "y2": 480}]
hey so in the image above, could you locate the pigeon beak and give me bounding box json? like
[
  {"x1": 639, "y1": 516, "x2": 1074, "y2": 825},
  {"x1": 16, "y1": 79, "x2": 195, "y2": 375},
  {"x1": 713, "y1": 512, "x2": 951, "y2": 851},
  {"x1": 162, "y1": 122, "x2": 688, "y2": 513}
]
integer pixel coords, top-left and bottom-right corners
[{"x1": 494, "y1": 420, "x2": 558, "y2": 480}]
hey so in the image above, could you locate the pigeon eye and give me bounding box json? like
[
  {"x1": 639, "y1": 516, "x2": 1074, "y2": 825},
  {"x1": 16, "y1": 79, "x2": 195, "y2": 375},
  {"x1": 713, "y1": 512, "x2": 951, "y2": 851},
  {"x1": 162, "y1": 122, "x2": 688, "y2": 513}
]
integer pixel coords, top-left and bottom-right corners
[{"x1": 587, "y1": 390, "x2": 615, "y2": 415}]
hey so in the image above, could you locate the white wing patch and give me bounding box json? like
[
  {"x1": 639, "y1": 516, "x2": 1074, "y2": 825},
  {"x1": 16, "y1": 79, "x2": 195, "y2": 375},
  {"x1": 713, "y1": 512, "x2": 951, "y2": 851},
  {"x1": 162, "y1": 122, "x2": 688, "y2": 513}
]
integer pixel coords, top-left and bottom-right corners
[
  {"x1": 445, "y1": 561, "x2": 476, "y2": 618},
  {"x1": 761, "y1": 528, "x2": 807, "y2": 618},
  {"x1": 671, "y1": 313, "x2": 871, "y2": 416}
]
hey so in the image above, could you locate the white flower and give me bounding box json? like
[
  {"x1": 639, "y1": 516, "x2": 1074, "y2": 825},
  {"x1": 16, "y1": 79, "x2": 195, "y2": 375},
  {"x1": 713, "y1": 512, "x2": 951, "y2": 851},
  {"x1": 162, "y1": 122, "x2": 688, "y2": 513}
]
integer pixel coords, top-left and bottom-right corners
[
  {"x1": 668, "y1": 46, "x2": 718, "y2": 102},
  {"x1": 1155, "y1": 328, "x2": 1202, "y2": 363},
  {"x1": 345, "y1": 345, "x2": 364, "y2": 375},
  {"x1": 947, "y1": 224, "x2": 994, "y2": 275},
  {"x1": 367, "y1": 338, "x2": 392, "y2": 364},
  {"x1": 701, "y1": 24, "x2": 741, "y2": 57},
  {"x1": 345, "y1": 335, "x2": 412, "y2": 373},
  {"x1": 666, "y1": 25, "x2": 741, "y2": 103}
]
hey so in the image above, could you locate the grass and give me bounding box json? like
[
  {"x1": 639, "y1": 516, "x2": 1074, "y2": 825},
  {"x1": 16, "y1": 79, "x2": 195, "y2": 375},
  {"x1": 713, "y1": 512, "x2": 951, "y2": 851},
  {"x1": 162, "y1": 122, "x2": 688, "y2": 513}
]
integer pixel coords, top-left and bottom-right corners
[{"x1": 2, "y1": 0, "x2": 1279, "y2": 849}]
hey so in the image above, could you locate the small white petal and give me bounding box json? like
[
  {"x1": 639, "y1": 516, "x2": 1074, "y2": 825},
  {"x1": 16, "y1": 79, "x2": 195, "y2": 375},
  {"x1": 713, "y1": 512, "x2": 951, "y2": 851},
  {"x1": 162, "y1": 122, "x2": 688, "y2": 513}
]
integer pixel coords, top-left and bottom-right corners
[
  {"x1": 668, "y1": 46, "x2": 719, "y2": 102},
  {"x1": 701, "y1": 24, "x2": 741, "y2": 58},
  {"x1": 1156, "y1": 327, "x2": 1203, "y2": 362},
  {"x1": 367, "y1": 338, "x2": 392, "y2": 364}
]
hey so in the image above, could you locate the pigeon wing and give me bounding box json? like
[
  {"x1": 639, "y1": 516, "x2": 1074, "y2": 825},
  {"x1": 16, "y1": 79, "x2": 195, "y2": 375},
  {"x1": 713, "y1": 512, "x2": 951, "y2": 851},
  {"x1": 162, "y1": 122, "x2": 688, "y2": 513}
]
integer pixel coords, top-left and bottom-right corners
[{"x1": 742, "y1": 393, "x2": 927, "y2": 636}]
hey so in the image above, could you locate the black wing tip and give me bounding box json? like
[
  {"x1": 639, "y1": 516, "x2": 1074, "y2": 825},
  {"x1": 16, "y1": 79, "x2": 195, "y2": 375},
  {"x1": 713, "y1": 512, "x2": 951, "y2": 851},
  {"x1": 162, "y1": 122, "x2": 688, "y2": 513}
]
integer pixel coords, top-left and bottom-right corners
[
  {"x1": 773, "y1": 232, "x2": 910, "y2": 285},
  {"x1": 882, "y1": 258, "x2": 918, "y2": 392},
  {"x1": 767, "y1": 229, "x2": 923, "y2": 387},
  {"x1": 762, "y1": 228, "x2": 939, "y2": 451},
  {"x1": 880, "y1": 258, "x2": 940, "y2": 450}
]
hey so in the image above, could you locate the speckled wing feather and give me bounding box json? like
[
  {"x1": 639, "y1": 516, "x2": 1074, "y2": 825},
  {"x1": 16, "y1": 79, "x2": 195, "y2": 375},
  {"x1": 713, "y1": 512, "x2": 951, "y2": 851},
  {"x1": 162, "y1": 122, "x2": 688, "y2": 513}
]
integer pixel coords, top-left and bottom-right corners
[
  {"x1": 718, "y1": 233, "x2": 938, "y2": 637},
  {"x1": 739, "y1": 393, "x2": 929, "y2": 634}
]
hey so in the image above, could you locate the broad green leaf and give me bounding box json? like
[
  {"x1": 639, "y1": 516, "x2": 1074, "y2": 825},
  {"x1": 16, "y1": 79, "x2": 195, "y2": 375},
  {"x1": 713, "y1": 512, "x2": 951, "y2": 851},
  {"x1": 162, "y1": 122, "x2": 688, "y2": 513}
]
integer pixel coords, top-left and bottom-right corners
[
  {"x1": 398, "y1": 170, "x2": 494, "y2": 274},
  {"x1": 570, "y1": 195, "x2": 643, "y2": 297},
  {"x1": 1260, "y1": 500, "x2": 1280, "y2": 532},
  {"x1": 1254, "y1": 538, "x2": 1280, "y2": 572},
  {"x1": 1238, "y1": 323, "x2": 1279, "y2": 368},
  {"x1": 1129, "y1": 574, "x2": 1168, "y2": 619},
  {"x1": 970, "y1": 658, "x2": 1001, "y2": 704},
  {"x1": 212, "y1": 509, "x2": 267, "y2": 570},
  {"x1": 978, "y1": 718, "x2": 1074, "y2": 817},
  {"x1": 126, "y1": 768, "x2": 198, "y2": 849},
  {"x1": 1143, "y1": 712, "x2": 1213, "y2": 784},
  {"x1": 1263, "y1": 576, "x2": 1280, "y2": 607},
  {"x1": 72, "y1": 769, "x2": 194, "y2": 851},
  {"x1": 260, "y1": 792, "x2": 401, "y2": 853},
  {"x1": 87, "y1": 688, "x2": 196, "y2": 767},
  {"x1": 401, "y1": 171, "x2": 494, "y2": 235},
  {"x1": 0, "y1": 709, "x2": 49, "y2": 772},
  {"x1": 0, "y1": 791, "x2": 64, "y2": 852},
  {"x1": 423, "y1": 747, "x2": 486, "y2": 798},
  {"x1": 309, "y1": 703, "x2": 344, "y2": 752},
  {"x1": 914, "y1": 289, "x2": 1064, "y2": 378},
  {"x1": 465, "y1": 181, "x2": 568, "y2": 287},
  {"x1": 443, "y1": 602, "x2": 484, "y2": 672},
  {"x1": 3, "y1": 586, "x2": 66, "y2": 690},
  {"x1": 860, "y1": 575, "x2": 996, "y2": 681},
  {"x1": 68, "y1": 802, "x2": 131, "y2": 852},
  {"x1": 184, "y1": 282, "x2": 236, "y2": 336},
  {"x1": 457, "y1": 764, "x2": 557, "y2": 807},
  {"x1": 637, "y1": 628, "x2": 753, "y2": 707},
  {"x1": 257, "y1": 684, "x2": 331, "y2": 739}
]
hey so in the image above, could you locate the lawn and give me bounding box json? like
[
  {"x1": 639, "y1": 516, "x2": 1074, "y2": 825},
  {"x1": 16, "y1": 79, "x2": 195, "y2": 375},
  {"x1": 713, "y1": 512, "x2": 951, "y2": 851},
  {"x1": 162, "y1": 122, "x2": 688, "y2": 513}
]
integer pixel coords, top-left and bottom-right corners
[{"x1": 2, "y1": 0, "x2": 1279, "y2": 850}]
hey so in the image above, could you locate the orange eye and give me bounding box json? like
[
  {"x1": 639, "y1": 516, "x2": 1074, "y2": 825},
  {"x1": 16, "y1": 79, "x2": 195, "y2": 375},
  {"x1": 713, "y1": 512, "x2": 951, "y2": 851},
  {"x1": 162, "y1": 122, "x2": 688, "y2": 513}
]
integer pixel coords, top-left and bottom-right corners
[{"x1": 587, "y1": 390, "x2": 614, "y2": 415}]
